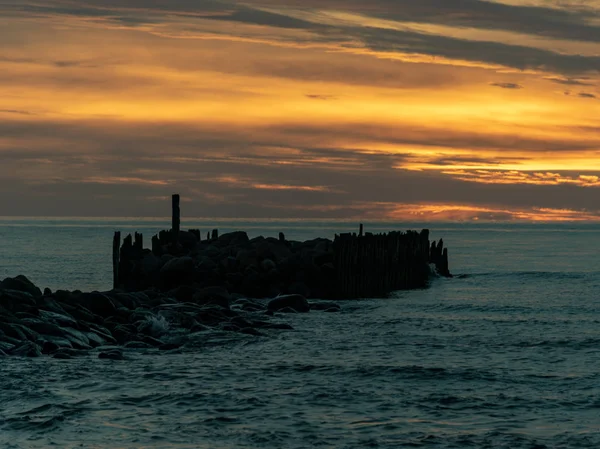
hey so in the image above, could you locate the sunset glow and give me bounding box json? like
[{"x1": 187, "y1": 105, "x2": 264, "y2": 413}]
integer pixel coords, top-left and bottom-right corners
[{"x1": 2, "y1": 0, "x2": 600, "y2": 220}]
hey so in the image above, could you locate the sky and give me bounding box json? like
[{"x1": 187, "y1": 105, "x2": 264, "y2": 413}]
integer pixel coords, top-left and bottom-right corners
[{"x1": 1, "y1": 0, "x2": 600, "y2": 221}]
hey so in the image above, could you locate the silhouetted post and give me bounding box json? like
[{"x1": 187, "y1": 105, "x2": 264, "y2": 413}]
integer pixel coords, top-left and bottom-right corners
[
  {"x1": 359, "y1": 224, "x2": 364, "y2": 237},
  {"x1": 112, "y1": 231, "x2": 121, "y2": 289},
  {"x1": 207, "y1": 231, "x2": 210, "y2": 241},
  {"x1": 172, "y1": 194, "x2": 180, "y2": 245},
  {"x1": 212, "y1": 229, "x2": 219, "y2": 240},
  {"x1": 279, "y1": 232, "x2": 285, "y2": 243}
]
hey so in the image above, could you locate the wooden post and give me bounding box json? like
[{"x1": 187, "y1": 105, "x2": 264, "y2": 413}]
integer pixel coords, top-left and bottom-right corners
[
  {"x1": 359, "y1": 223, "x2": 364, "y2": 237},
  {"x1": 112, "y1": 231, "x2": 121, "y2": 289},
  {"x1": 212, "y1": 229, "x2": 219, "y2": 240},
  {"x1": 172, "y1": 194, "x2": 180, "y2": 245}
]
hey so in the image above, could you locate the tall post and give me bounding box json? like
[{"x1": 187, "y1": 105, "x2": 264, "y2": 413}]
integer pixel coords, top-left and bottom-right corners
[
  {"x1": 359, "y1": 223, "x2": 364, "y2": 237},
  {"x1": 112, "y1": 231, "x2": 121, "y2": 289},
  {"x1": 172, "y1": 194, "x2": 180, "y2": 245}
]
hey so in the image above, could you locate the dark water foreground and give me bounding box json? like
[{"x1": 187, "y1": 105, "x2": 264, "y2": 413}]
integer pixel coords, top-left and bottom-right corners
[
  {"x1": 2, "y1": 271, "x2": 600, "y2": 448},
  {"x1": 2, "y1": 221, "x2": 600, "y2": 448}
]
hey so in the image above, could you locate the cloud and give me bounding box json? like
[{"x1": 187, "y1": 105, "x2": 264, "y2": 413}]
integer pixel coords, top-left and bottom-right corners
[
  {"x1": 490, "y1": 82, "x2": 523, "y2": 89},
  {"x1": 4, "y1": 0, "x2": 600, "y2": 77},
  {"x1": 0, "y1": 109, "x2": 33, "y2": 115},
  {"x1": 578, "y1": 92, "x2": 597, "y2": 98},
  {"x1": 305, "y1": 94, "x2": 337, "y2": 100},
  {"x1": 545, "y1": 77, "x2": 595, "y2": 86}
]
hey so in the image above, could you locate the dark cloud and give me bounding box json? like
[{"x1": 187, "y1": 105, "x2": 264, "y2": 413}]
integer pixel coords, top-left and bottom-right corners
[
  {"x1": 0, "y1": 109, "x2": 33, "y2": 115},
  {"x1": 246, "y1": 0, "x2": 600, "y2": 44},
  {"x1": 1, "y1": 117, "x2": 599, "y2": 217},
  {"x1": 3, "y1": 0, "x2": 600, "y2": 76},
  {"x1": 490, "y1": 82, "x2": 523, "y2": 89},
  {"x1": 305, "y1": 94, "x2": 337, "y2": 100},
  {"x1": 578, "y1": 92, "x2": 597, "y2": 98},
  {"x1": 545, "y1": 77, "x2": 595, "y2": 86}
]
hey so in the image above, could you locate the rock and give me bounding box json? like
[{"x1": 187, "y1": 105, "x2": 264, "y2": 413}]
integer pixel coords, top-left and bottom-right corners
[
  {"x1": 261, "y1": 259, "x2": 277, "y2": 272},
  {"x1": 139, "y1": 335, "x2": 165, "y2": 347},
  {"x1": 124, "y1": 341, "x2": 154, "y2": 349},
  {"x1": 43, "y1": 287, "x2": 52, "y2": 296},
  {"x1": 267, "y1": 294, "x2": 310, "y2": 313},
  {"x1": 0, "y1": 275, "x2": 42, "y2": 297},
  {"x1": 85, "y1": 332, "x2": 106, "y2": 347},
  {"x1": 98, "y1": 349, "x2": 124, "y2": 360},
  {"x1": 38, "y1": 310, "x2": 79, "y2": 328},
  {"x1": 9, "y1": 341, "x2": 42, "y2": 357},
  {"x1": 218, "y1": 231, "x2": 249, "y2": 247},
  {"x1": 324, "y1": 307, "x2": 341, "y2": 313},
  {"x1": 41, "y1": 340, "x2": 61, "y2": 354},
  {"x1": 287, "y1": 282, "x2": 311, "y2": 298},
  {"x1": 111, "y1": 325, "x2": 136, "y2": 345},
  {"x1": 0, "y1": 341, "x2": 15, "y2": 352},
  {"x1": 76, "y1": 292, "x2": 117, "y2": 318},
  {"x1": 236, "y1": 249, "x2": 257, "y2": 268},
  {"x1": 277, "y1": 307, "x2": 298, "y2": 314},
  {"x1": 0, "y1": 289, "x2": 36, "y2": 313},
  {"x1": 160, "y1": 256, "x2": 195, "y2": 287},
  {"x1": 168, "y1": 285, "x2": 198, "y2": 302},
  {"x1": 192, "y1": 286, "x2": 230, "y2": 309},
  {"x1": 37, "y1": 297, "x2": 69, "y2": 315},
  {"x1": 19, "y1": 318, "x2": 64, "y2": 338},
  {"x1": 59, "y1": 302, "x2": 102, "y2": 324},
  {"x1": 40, "y1": 335, "x2": 73, "y2": 351},
  {"x1": 178, "y1": 231, "x2": 199, "y2": 250},
  {"x1": 158, "y1": 342, "x2": 181, "y2": 351},
  {"x1": 141, "y1": 252, "x2": 161, "y2": 276},
  {"x1": 0, "y1": 321, "x2": 39, "y2": 341}
]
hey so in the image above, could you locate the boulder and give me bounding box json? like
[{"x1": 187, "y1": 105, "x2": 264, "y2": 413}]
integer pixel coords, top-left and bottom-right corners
[
  {"x1": 192, "y1": 286, "x2": 230, "y2": 309},
  {"x1": 124, "y1": 341, "x2": 154, "y2": 349},
  {"x1": 218, "y1": 231, "x2": 249, "y2": 247},
  {"x1": 0, "y1": 289, "x2": 36, "y2": 313},
  {"x1": 0, "y1": 275, "x2": 42, "y2": 297},
  {"x1": 267, "y1": 294, "x2": 310, "y2": 313},
  {"x1": 178, "y1": 231, "x2": 199, "y2": 250},
  {"x1": 76, "y1": 292, "x2": 117, "y2": 318},
  {"x1": 261, "y1": 259, "x2": 277, "y2": 272},
  {"x1": 160, "y1": 256, "x2": 195, "y2": 287},
  {"x1": 38, "y1": 310, "x2": 79, "y2": 328},
  {"x1": 9, "y1": 341, "x2": 42, "y2": 357},
  {"x1": 98, "y1": 349, "x2": 124, "y2": 360},
  {"x1": 287, "y1": 282, "x2": 311, "y2": 298}
]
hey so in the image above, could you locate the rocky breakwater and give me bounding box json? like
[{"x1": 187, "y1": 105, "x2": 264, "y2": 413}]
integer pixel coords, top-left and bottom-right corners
[
  {"x1": 117, "y1": 229, "x2": 446, "y2": 299},
  {"x1": 0, "y1": 275, "x2": 340, "y2": 358}
]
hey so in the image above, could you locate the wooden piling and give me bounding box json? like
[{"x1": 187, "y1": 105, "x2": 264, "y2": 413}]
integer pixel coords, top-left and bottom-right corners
[
  {"x1": 172, "y1": 194, "x2": 180, "y2": 245},
  {"x1": 112, "y1": 231, "x2": 121, "y2": 289}
]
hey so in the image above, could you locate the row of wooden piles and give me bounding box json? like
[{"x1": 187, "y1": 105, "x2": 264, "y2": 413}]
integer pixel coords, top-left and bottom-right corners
[
  {"x1": 333, "y1": 229, "x2": 447, "y2": 298},
  {"x1": 112, "y1": 195, "x2": 451, "y2": 299}
]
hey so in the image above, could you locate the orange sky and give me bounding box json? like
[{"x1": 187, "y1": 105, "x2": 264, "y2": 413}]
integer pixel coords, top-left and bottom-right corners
[{"x1": 1, "y1": 0, "x2": 600, "y2": 220}]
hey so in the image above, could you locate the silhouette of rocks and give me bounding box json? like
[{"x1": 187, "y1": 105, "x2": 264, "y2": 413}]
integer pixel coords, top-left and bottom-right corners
[
  {"x1": 1, "y1": 275, "x2": 350, "y2": 358},
  {"x1": 268, "y1": 294, "x2": 310, "y2": 313}
]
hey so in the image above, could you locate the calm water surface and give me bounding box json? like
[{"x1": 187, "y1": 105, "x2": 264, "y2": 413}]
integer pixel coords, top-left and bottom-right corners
[{"x1": 1, "y1": 219, "x2": 600, "y2": 448}]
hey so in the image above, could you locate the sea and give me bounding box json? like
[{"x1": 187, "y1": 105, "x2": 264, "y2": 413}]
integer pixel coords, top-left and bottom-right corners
[{"x1": 1, "y1": 218, "x2": 600, "y2": 449}]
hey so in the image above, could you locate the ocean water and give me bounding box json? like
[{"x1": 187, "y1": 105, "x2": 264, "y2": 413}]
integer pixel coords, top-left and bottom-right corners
[{"x1": 1, "y1": 218, "x2": 600, "y2": 448}]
